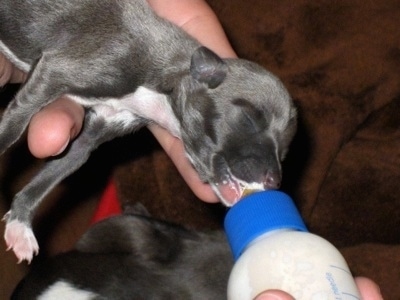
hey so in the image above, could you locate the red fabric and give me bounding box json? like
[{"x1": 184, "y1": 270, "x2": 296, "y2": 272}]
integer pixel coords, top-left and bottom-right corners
[{"x1": 90, "y1": 179, "x2": 121, "y2": 224}]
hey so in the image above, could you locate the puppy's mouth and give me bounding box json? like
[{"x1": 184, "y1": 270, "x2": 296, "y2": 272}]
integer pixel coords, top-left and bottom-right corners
[{"x1": 211, "y1": 173, "x2": 264, "y2": 206}]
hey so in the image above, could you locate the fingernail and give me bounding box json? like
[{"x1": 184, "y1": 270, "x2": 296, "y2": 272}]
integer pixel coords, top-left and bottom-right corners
[
  {"x1": 52, "y1": 138, "x2": 70, "y2": 156},
  {"x1": 254, "y1": 292, "x2": 281, "y2": 300}
]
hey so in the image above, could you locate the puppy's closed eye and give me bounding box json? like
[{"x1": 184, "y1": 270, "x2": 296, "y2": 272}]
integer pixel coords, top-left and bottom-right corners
[{"x1": 231, "y1": 98, "x2": 267, "y2": 134}]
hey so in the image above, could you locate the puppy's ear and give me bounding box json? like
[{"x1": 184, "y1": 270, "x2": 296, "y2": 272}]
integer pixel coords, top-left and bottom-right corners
[{"x1": 190, "y1": 46, "x2": 227, "y2": 89}]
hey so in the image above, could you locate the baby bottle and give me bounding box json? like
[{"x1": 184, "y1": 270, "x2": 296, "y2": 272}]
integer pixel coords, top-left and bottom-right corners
[{"x1": 224, "y1": 190, "x2": 361, "y2": 300}]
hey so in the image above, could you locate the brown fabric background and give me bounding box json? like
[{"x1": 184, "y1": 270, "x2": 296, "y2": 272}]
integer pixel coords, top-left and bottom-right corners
[{"x1": 1, "y1": 1, "x2": 399, "y2": 299}]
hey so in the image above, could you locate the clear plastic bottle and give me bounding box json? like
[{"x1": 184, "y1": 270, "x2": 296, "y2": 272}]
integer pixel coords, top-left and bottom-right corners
[{"x1": 224, "y1": 190, "x2": 361, "y2": 300}]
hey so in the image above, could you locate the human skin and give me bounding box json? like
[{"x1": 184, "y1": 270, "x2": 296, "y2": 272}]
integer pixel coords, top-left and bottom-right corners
[{"x1": 1, "y1": 0, "x2": 229, "y2": 203}]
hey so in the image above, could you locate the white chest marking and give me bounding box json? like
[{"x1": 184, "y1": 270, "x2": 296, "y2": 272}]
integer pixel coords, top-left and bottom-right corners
[
  {"x1": 38, "y1": 281, "x2": 97, "y2": 300},
  {"x1": 69, "y1": 86, "x2": 181, "y2": 138}
]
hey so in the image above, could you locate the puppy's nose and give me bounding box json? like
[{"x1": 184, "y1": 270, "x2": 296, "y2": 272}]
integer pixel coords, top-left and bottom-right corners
[{"x1": 263, "y1": 171, "x2": 281, "y2": 190}]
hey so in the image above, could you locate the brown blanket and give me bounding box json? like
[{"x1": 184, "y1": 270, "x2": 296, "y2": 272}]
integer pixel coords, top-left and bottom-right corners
[
  {"x1": 0, "y1": 0, "x2": 399, "y2": 299},
  {"x1": 206, "y1": 1, "x2": 400, "y2": 298}
]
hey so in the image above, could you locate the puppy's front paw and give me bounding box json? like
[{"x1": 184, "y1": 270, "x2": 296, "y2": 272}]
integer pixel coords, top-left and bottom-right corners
[{"x1": 3, "y1": 216, "x2": 39, "y2": 264}]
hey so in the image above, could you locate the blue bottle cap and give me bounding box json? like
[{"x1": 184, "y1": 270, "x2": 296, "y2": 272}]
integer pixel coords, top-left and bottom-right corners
[{"x1": 224, "y1": 190, "x2": 308, "y2": 260}]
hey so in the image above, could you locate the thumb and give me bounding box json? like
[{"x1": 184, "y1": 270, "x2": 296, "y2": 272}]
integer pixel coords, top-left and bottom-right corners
[{"x1": 254, "y1": 290, "x2": 295, "y2": 300}]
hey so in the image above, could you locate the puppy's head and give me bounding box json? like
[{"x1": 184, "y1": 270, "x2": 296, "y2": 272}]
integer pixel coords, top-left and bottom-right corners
[{"x1": 174, "y1": 47, "x2": 297, "y2": 206}]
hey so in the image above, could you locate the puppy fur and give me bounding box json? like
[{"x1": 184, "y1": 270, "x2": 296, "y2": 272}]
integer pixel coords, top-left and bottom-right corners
[
  {"x1": 11, "y1": 205, "x2": 233, "y2": 300},
  {"x1": 0, "y1": 0, "x2": 296, "y2": 262}
]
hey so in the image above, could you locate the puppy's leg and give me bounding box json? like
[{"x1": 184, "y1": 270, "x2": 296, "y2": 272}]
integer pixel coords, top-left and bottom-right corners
[
  {"x1": 4, "y1": 108, "x2": 142, "y2": 263},
  {"x1": 0, "y1": 55, "x2": 64, "y2": 154}
]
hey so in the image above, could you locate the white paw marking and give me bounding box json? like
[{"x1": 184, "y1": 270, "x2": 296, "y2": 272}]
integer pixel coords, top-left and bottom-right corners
[{"x1": 4, "y1": 217, "x2": 39, "y2": 263}]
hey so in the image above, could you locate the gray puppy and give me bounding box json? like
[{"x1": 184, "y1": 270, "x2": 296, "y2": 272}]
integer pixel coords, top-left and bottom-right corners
[
  {"x1": 12, "y1": 205, "x2": 233, "y2": 300},
  {"x1": 0, "y1": 0, "x2": 297, "y2": 262}
]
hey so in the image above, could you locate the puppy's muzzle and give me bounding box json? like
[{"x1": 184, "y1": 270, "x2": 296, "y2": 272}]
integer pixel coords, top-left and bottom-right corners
[{"x1": 212, "y1": 170, "x2": 281, "y2": 206}]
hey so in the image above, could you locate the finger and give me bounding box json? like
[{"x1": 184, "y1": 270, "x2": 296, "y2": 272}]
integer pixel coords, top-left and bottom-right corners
[
  {"x1": 9, "y1": 66, "x2": 27, "y2": 83},
  {"x1": 355, "y1": 277, "x2": 383, "y2": 300},
  {"x1": 0, "y1": 53, "x2": 13, "y2": 86},
  {"x1": 254, "y1": 290, "x2": 295, "y2": 300},
  {"x1": 148, "y1": 124, "x2": 219, "y2": 203},
  {"x1": 0, "y1": 53, "x2": 27, "y2": 85},
  {"x1": 27, "y1": 97, "x2": 84, "y2": 158}
]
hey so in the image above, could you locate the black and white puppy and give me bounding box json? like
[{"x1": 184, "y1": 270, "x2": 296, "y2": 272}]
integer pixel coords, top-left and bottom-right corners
[
  {"x1": 12, "y1": 205, "x2": 233, "y2": 300},
  {"x1": 0, "y1": 0, "x2": 297, "y2": 262}
]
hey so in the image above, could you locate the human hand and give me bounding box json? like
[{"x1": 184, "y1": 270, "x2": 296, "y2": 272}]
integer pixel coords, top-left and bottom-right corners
[
  {"x1": 0, "y1": 0, "x2": 236, "y2": 203},
  {"x1": 254, "y1": 277, "x2": 383, "y2": 300},
  {"x1": 0, "y1": 52, "x2": 26, "y2": 85},
  {"x1": 1, "y1": 52, "x2": 84, "y2": 159}
]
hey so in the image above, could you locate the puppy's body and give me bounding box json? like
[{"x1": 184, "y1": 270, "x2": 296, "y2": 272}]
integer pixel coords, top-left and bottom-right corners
[
  {"x1": 0, "y1": 0, "x2": 296, "y2": 262},
  {"x1": 12, "y1": 208, "x2": 233, "y2": 300}
]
